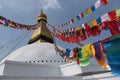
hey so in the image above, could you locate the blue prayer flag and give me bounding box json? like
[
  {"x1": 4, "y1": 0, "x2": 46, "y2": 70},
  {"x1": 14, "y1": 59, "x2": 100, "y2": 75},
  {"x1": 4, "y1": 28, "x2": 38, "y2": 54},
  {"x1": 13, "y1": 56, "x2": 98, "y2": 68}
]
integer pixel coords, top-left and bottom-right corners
[
  {"x1": 91, "y1": 6, "x2": 95, "y2": 12},
  {"x1": 76, "y1": 16, "x2": 81, "y2": 20},
  {"x1": 96, "y1": 17, "x2": 101, "y2": 24}
]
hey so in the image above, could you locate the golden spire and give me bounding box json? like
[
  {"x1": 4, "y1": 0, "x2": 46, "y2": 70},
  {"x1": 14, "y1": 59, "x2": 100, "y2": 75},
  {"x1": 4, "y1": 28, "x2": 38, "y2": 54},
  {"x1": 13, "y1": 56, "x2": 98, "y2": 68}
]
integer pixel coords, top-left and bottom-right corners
[{"x1": 28, "y1": 10, "x2": 54, "y2": 44}]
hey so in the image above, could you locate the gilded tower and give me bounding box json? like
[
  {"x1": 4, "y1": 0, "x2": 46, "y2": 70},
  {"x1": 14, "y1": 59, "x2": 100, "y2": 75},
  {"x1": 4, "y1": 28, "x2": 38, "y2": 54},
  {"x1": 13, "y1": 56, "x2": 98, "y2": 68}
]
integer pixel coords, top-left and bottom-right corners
[{"x1": 28, "y1": 11, "x2": 54, "y2": 44}]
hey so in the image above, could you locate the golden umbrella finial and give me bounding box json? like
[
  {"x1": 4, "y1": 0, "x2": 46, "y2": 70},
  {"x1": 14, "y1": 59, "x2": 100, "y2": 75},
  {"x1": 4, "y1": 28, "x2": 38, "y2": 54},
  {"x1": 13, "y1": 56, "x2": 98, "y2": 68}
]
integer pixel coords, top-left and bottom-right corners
[{"x1": 37, "y1": 9, "x2": 47, "y2": 23}]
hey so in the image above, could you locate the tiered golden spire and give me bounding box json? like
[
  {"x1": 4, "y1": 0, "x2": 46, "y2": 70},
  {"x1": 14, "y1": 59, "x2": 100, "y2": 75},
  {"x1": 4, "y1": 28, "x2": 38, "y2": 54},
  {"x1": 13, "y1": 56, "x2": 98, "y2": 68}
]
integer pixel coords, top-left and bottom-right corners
[{"x1": 28, "y1": 10, "x2": 54, "y2": 44}]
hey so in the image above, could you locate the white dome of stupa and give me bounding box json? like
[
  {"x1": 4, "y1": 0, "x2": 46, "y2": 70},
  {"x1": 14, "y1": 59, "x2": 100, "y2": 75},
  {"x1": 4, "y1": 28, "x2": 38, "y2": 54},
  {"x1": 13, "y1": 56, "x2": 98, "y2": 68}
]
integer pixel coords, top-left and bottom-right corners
[{"x1": 1, "y1": 42, "x2": 66, "y2": 65}]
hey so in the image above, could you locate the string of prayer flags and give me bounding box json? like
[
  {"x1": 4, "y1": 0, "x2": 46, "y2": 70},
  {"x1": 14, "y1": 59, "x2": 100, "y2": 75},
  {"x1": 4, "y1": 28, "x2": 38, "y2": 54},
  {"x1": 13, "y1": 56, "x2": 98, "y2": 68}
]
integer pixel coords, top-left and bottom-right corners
[
  {"x1": 53, "y1": 18, "x2": 120, "y2": 43},
  {"x1": 49, "y1": 8, "x2": 120, "y2": 43},
  {"x1": 54, "y1": 0, "x2": 108, "y2": 28},
  {"x1": 0, "y1": 16, "x2": 37, "y2": 30},
  {"x1": 55, "y1": 26, "x2": 88, "y2": 43}
]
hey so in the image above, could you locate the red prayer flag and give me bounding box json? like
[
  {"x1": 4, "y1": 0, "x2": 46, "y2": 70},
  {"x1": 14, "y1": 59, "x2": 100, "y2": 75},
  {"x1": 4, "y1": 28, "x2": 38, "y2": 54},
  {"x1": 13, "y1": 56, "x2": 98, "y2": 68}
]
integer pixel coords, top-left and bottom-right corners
[
  {"x1": 84, "y1": 23, "x2": 97, "y2": 37},
  {"x1": 101, "y1": 0, "x2": 108, "y2": 5},
  {"x1": 108, "y1": 10, "x2": 116, "y2": 20},
  {"x1": 81, "y1": 12, "x2": 84, "y2": 18},
  {"x1": 107, "y1": 20, "x2": 120, "y2": 36}
]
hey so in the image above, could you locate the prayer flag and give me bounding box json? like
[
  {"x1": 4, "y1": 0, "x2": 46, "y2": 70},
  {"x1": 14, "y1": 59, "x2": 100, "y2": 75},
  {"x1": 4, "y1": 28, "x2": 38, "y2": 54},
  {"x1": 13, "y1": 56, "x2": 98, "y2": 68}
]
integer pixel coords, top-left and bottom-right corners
[
  {"x1": 108, "y1": 10, "x2": 116, "y2": 20},
  {"x1": 84, "y1": 10, "x2": 89, "y2": 16},
  {"x1": 95, "y1": 0, "x2": 101, "y2": 9},
  {"x1": 91, "y1": 42, "x2": 107, "y2": 69},
  {"x1": 86, "y1": 7, "x2": 92, "y2": 14},
  {"x1": 91, "y1": 19, "x2": 98, "y2": 26},
  {"x1": 101, "y1": 0, "x2": 109, "y2": 5},
  {"x1": 116, "y1": 8, "x2": 120, "y2": 17},
  {"x1": 101, "y1": 13, "x2": 110, "y2": 22},
  {"x1": 81, "y1": 12, "x2": 84, "y2": 18},
  {"x1": 79, "y1": 57, "x2": 90, "y2": 66},
  {"x1": 76, "y1": 15, "x2": 81, "y2": 20},
  {"x1": 91, "y1": 5, "x2": 95, "y2": 12},
  {"x1": 96, "y1": 17, "x2": 101, "y2": 24},
  {"x1": 88, "y1": 21, "x2": 93, "y2": 27}
]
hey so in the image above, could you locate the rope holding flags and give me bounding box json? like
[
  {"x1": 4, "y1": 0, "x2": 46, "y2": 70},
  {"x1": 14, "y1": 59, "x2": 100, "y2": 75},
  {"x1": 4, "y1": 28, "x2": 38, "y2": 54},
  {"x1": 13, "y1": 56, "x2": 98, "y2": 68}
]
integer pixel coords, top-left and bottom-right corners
[{"x1": 54, "y1": 0, "x2": 109, "y2": 28}]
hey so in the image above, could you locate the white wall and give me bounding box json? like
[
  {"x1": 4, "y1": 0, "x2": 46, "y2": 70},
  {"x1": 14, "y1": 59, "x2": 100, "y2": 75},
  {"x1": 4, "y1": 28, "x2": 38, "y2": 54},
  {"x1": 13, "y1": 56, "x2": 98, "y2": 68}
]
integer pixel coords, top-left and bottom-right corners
[
  {"x1": 0, "y1": 76, "x2": 82, "y2": 80},
  {"x1": 60, "y1": 62, "x2": 82, "y2": 76},
  {"x1": 0, "y1": 63, "x2": 5, "y2": 75},
  {"x1": 3, "y1": 60, "x2": 60, "y2": 76}
]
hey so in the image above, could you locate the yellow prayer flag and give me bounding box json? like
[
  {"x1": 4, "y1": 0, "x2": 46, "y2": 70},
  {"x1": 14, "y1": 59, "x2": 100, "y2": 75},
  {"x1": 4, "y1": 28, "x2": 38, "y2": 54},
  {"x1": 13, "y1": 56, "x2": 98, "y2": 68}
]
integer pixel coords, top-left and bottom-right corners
[
  {"x1": 8, "y1": 21, "x2": 14, "y2": 27},
  {"x1": 73, "y1": 17, "x2": 77, "y2": 22},
  {"x1": 76, "y1": 26, "x2": 80, "y2": 30},
  {"x1": 87, "y1": 7, "x2": 92, "y2": 14},
  {"x1": 81, "y1": 44, "x2": 91, "y2": 59},
  {"x1": 91, "y1": 19, "x2": 97, "y2": 26}
]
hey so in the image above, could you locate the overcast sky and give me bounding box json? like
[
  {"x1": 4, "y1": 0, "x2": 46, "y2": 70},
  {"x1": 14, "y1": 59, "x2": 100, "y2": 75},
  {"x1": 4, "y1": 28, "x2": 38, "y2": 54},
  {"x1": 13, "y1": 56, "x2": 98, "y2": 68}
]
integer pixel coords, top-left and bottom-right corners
[{"x1": 0, "y1": 0, "x2": 120, "y2": 60}]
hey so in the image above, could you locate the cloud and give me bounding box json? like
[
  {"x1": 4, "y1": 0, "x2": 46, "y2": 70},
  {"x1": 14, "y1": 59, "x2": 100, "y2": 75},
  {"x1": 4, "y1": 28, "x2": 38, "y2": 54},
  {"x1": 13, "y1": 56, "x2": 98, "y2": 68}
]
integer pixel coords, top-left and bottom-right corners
[
  {"x1": 41, "y1": 0, "x2": 61, "y2": 11},
  {"x1": 0, "y1": 0, "x2": 61, "y2": 12}
]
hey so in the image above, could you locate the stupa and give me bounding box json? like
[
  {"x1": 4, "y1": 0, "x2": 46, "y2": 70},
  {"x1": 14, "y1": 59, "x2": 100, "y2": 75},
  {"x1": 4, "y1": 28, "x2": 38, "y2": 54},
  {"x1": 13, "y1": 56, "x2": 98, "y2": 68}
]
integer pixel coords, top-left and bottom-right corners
[
  {"x1": 0, "y1": 11, "x2": 82, "y2": 78},
  {"x1": 0, "y1": 11, "x2": 117, "y2": 80}
]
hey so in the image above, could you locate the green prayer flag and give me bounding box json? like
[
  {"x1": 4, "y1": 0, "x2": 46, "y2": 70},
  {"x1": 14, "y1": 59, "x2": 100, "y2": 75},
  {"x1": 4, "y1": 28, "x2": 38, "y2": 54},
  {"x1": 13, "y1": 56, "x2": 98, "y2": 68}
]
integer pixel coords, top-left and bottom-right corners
[
  {"x1": 88, "y1": 21, "x2": 93, "y2": 27},
  {"x1": 84, "y1": 10, "x2": 89, "y2": 16},
  {"x1": 79, "y1": 57, "x2": 90, "y2": 66},
  {"x1": 77, "y1": 48, "x2": 82, "y2": 59},
  {"x1": 116, "y1": 8, "x2": 120, "y2": 17}
]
